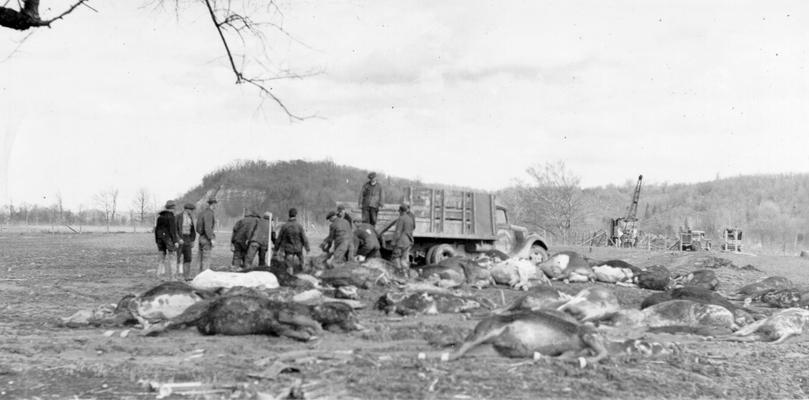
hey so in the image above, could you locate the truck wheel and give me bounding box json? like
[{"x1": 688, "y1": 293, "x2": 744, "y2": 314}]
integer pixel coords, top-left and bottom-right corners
[
  {"x1": 530, "y1": 244, "x2": 547, "y2": 263},
  {"x1": 425, "y1": 246, "x2": 437, "y2": 265},
  {"x1": 429, "y1": 244, "x2": 457, "y2": 264}
]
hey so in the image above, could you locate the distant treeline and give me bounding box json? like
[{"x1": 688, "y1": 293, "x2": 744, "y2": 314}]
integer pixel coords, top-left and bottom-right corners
[
  {"x1": 5, "y1": 159, "x2": 808, "y2": 253},
  {"x1": 499, "y1": 173, "x2": 809, "y2": 253}
]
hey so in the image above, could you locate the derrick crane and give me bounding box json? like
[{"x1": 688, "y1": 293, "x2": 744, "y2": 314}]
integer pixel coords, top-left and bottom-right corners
[
  {"x1": 610, "y1": 175, "x2": 643, "y2": 247},
  {"x1": 625, "y1": 175, "x2": 643, "y2": 222}
]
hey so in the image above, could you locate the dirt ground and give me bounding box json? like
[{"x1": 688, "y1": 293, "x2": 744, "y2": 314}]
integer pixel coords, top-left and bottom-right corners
[{"x1": 3, "y1": 233, "x2": 809, "y2": 399}]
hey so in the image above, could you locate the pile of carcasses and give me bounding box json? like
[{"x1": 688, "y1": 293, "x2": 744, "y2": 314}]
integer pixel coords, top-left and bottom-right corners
[{"x1": 59, "y1": 251, "x2": 809, "y2": 364}]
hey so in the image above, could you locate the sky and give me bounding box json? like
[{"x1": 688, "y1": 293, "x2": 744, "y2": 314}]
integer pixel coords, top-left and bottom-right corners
[{"x1": 1, "y1": 0, "x2": 808, "y2": 210}]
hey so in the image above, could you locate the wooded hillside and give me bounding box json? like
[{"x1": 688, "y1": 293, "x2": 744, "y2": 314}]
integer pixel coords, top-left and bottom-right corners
[
  {"x1": 179, "y1": 160, "x2": 808, "y2": 253},
  {"x1": 499, "y1": 173, "x2": 809, "y2": 254}
]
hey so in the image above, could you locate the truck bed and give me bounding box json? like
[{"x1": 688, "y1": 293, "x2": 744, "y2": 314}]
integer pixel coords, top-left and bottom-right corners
[{"x1": 349, "y1": 187, "x2": 498, "y2": 240}]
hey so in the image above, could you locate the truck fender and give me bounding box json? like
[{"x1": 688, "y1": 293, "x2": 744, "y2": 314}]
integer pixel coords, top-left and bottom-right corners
[{"x1": 510, "y1": 233, "x2": 549, "y2": 261}]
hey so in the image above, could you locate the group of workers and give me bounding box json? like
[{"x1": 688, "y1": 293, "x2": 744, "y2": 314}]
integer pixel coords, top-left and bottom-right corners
[
  {"x1": 153, "y1": 197, "x2": 217, "y2": 280},
  {"x1": 153, "y1": 172, "x2": 415, "y2": 280}
]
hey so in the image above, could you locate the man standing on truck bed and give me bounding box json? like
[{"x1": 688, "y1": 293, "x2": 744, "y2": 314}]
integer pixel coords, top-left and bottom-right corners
[
  {"x1": 359, "y1": 172, "x2": 383, "y2": 227},
  {"x1": 391, "y1": 203, "x2": 415, "y2": 276}
]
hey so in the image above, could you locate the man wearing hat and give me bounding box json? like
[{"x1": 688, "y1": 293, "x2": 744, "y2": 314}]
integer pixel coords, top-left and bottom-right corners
[
  {"x1": 391, "y1": 203, "x2": 415, "y2": 276},
  {"x1": 244, "y1": 210, "x2": 274, "y2": 268},
  {"x1": 154, "y1": 200, "x2": 180, "y2": 280},
  {"x1": 196, "y1": 198, "x2": 217, "y2": 272},
  {"x1": 321, "y1": 210, "x2": 352, "y2": 267},
  {"x1": 276, "y1": 208, "x2": 310, "y2": 272},
  {"x1": 175, "y1": 202, "x2": 197, "y2": 280},
  {"x1": 358, "y1": 172, "x2": 384, "y2": 227},
  {"x1": 231, "y1": 209, "x2": 261, "y2": 269}
]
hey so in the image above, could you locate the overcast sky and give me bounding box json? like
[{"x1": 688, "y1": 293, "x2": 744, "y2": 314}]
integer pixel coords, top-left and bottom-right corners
[{"x1": 1, "y1": 0, "x2": 808, "y2": 209}]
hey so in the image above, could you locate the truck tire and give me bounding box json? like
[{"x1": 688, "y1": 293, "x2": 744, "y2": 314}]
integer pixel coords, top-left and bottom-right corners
[{"x1": 428, "y1": 244, "x2": 457, "y2": 264}]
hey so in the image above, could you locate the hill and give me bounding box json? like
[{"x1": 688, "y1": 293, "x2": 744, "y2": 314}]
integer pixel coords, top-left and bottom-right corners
[
  {"x1": 178, "y1": 159, "x2": 432, "y2": 227},
  {"x1": 181, "y1": 160, "x2": 809, "y2": 253}
]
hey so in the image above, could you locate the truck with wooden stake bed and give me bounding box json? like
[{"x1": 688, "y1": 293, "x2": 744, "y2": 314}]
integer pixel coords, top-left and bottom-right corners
[{"x1": 341, "y1": 186, "x2": 549, "y2": 266}]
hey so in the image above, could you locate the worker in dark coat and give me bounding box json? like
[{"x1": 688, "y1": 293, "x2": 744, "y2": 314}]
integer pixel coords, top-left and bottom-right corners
[
  {"x1": 154, "y1": 200, "x2": 179, "y2": 280},
  {"x1": 246, "y1": 211, "x2": 275, "y2": 267},
  {"x1": 275, "y1": 208, "x2": 310, "y2": 272},
  {"x1": 321, "y1": 210, "x2": 352, "y2": 267},
  {"x1": 354, "y1": 222, "x2": 381, "y2": 260},
  {"x1": 196, "y1": 198, "x2": 217, "y2": 271},
  {"x1": 391, "y1": 203, "x2": 415, "y2": 276},
  {"x1": 231, "y1": 210, "x2": 261, "y2": 269},
  {"x1": 175, "y1": 202, "x2": 197, "y2": 280},
  {"x1": 337, "y1": 204, "x2": 356, "y2": 260},
  {"x1": 358, "y1": 172, "x2": 383, "y2": 227}
]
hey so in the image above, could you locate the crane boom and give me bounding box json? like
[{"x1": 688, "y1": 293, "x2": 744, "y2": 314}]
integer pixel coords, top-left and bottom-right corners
[{"x1": 625, "y1": 175, "x2": 643, "y2": 221}]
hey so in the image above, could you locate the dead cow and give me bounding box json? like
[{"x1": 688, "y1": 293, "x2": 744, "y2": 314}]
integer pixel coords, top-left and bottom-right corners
[
  {"x1": 670, "y1": 269, "x2": 719, "y2": 291},
  {"x1": 448, "y1": 310, "x2": 608, "y2": 362},
  {"x1": 493, "y1": 286, "x2": 571, "y2": 315},
  {"x1": 418, "y1": 257, "x2": 493, "y2": 289},
  {"x1": 540, "y1": 251, "x2": 594, "y2": 283},
  {"x1": 190, "y1": 269, "x2": 280, "y2": 291},
  {"x1": 641, "y1": 286, "x2": 757, "y2": 325},
  {"x1": 557, "y1": 287, "x2": 620, "y2": 323},
  {"x1": 143, "y1": 293, "x2": 362, "y2": 340},
  {"x1": 618, "y1": 299, "x2": 737, "y2": 334},
  {"x1": 729, "y1": 308, "x2": 809, "y2": 343},
  {"x1": 490, "y1": 258, "x2": 549, "y2": 290},
  {"x1": 375, "y1": 291, "x2": 493, "y2": 316},
  {"x1": 734, "y1": 276, "x2": 794, "y2": 300}
]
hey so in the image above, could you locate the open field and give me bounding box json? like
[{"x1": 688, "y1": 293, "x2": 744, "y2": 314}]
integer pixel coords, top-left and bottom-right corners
[{"x1": 3, "y1": 232, "x2": 809, "y2": 399}]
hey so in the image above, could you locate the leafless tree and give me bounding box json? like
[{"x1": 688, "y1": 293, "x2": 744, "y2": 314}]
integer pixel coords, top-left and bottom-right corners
[
  {"x1": 518, "y1": 161, "x2": 584, "y2": 244},
  {"x1": 93, "y1": 188, "x2": 118, "y2": 232},
  {"x1": 55, "y1": 191, "x2": 64, "y2": 222},
  {"x1": 132, "y1": 187, "x2": 152, "y2": 224},
  {"x1": 2, "y1": 0, "x2": 317, "y2": 119}
]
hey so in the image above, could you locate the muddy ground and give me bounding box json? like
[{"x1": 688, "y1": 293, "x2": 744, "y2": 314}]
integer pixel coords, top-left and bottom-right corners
[{"x1": 3, "y1": 232, "x2": 809, "y2": 399}]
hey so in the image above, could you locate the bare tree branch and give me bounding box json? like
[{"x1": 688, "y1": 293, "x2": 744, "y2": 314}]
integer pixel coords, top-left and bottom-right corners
[
  {"x1": 0, "y1": 0, "x2": 88, "y2": 30},
  {"x1": 201, "y1": 0, "x2": 315, "y2": 121}
]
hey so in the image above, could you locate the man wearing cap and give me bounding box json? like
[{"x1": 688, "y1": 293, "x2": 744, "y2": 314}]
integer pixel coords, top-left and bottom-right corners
[
  {"x1": 276, "y1": 208, "x2": 310, "y2": 272},
  {"x1": 321, "y1": 210, "x2": 352, "y2": 267},
  {"x1": 154, "y1": 200, "x2": 180, "y2": 280},
  {"x1": 246, "y1": 211, "x2": 275, "y2": 267},
  {"x1": 175, "y1": 203, "x2": 197, "y2": 280},
  {"x1": 231, "y1": 209, "x2": 261, "y2": 269},
  {"x1": 196, "y1": 198, "x2": 217, "y2": 272},
  {"x1": 391, "y1": 203, "x2": 415, "y2": 276},
  {"x1": 358, "y1": 172, "x2": 384, "y2": 227}
]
